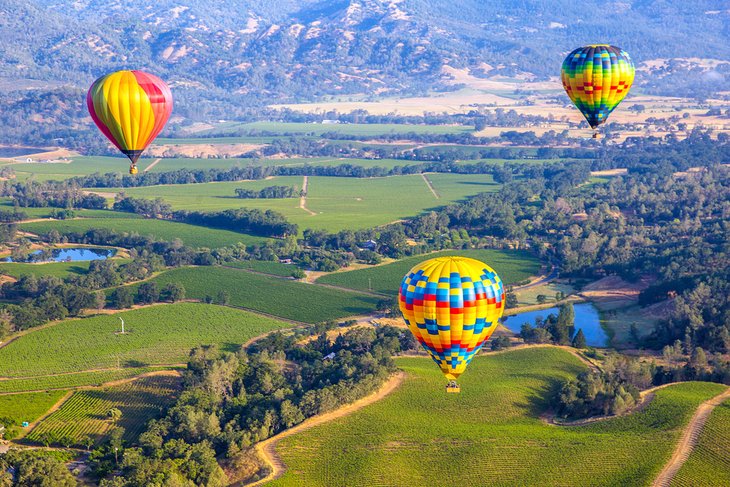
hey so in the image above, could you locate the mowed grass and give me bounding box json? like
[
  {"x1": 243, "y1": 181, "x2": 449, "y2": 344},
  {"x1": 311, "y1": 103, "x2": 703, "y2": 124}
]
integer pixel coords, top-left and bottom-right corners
[
  {"x1": 5, "y1": 156, "x2": 143, "y2": 181},
  {"x1": 0, "y1": 261, "x2": 93, "y2": 279},
  {"x1": 0, "y1": 303, "x2": 290, "y2": 377},
  {"x1": 134, "y1": 266, "x2": 379, "y2": 323},
  {"x1": 19, "y1": 218, "x2": 269, "y2": 249},
  {"x1": 316, "y1": 249, "x2": 540, "y2": 295},
  {"x1": 26, "y1": 374, "x2": 180, "y2": 447},
  {"x1": 270, "y1": 348, "x2": 727, "y2": 487},
  {"x1": 672, "y1": 397, "x2": 730, "y2": 487},
  {"x1": 0, "y1": 390, "x2": 66, "y2": 436},
  {"x1": 0, "y1": 367, "x2": 180, "y2": 394},
  {"x1": 98, "y1": 174, "x2": 499, "y2": 232}
]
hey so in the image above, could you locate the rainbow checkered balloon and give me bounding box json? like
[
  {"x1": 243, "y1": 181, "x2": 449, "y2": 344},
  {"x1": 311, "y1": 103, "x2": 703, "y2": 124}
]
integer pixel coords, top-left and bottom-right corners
[
  {"x1": 399, "y1": 256, "x2": 504, "y2": 381},
  {"x1": 561, "y1": 45, "x2": 635, "y2": 129}
]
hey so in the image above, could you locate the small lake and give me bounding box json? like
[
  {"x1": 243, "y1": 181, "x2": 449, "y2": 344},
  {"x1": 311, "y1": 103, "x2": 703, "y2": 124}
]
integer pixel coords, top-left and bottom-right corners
[
  {"x1": 502, "y1": 302, "x2": 608, "y2": 347},
  {"x1": 1, "y1": 247, "x2": 117, "y2": 263},
  {"x1": 0, "y1": 147, "x2": 42, "y2": 158}
]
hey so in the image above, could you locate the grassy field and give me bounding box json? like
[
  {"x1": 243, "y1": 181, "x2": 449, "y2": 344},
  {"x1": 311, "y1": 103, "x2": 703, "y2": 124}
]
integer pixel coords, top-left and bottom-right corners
[
  {"x1": 0, "y1": 260, "x2": 93, "y2": 279},
  {"x1": 0, "y1": 367, "x2": 180, "y2": 394},
  {"x1": 224, "y1": 260, "x2": 302, "y2": 277},
  {"x1": 672, "y1": 398, "x2": 730, "y2": 487},
  {"x1": 134, "y1": 266, "x2": 379, "y2": 323},
  {"x1": 97, "y1": 174, "x2": 499, "y2": 232},
  {"x1": 25, "y1": 374, "x2": 180, "y2": 447},
  {"x1": 316, "y1": 249, "x2": 540, "y2": 295},
  {"x1": 270, "y1": 348, "x2": 726, "y2": 487},
  {"x1": 0, "y1": 390, "x2": 66, "y2": 437},
  {"x1": 19, "y1": 217, "x2": 269, "y2": 248},
  {"x1": 0, "y1": 303, "x2": 290, "y2": 377},
  {"x1": 3, "y1": 156, "x2": 138, "y2": 181}
]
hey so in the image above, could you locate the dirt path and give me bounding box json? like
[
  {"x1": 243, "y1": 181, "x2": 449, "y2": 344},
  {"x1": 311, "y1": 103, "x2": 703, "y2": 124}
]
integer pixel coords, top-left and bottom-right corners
[
  {"x1": 143, "y1": 158, "x2": 162, "y2": 172},
  {"x1": 652, "y1": 387, "x2": 730, "y2": 487},
  {"x1": 421, "y1": 173, "x2": 439, "y2": 199},
  {"x1": 244, "y1": 371, "x2": 405, "y2": 486},
  {"x1": 12, "y1": 390, "x2": 74, "y2": 440},
  {"x1": 299, "y1": 176, "x2": 316, "y2": 216}
]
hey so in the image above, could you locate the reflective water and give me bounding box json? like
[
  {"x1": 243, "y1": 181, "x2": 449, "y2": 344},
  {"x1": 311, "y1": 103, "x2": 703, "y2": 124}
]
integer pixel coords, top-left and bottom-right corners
[{"x1": 501, "y1": 302, "x2": 608, "y2": 347}]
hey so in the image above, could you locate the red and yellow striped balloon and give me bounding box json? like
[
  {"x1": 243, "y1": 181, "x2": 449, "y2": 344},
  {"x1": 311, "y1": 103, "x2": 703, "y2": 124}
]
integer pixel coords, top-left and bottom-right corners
[{"x1": 87, "y1": 70, "x2": 173, "y2": 165}]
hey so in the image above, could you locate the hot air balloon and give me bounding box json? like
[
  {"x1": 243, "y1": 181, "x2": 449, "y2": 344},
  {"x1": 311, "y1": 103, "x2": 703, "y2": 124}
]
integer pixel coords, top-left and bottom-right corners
[
  {"x1": 561, "y1": 45, "x2": 635, "y2": 138},
  {"x1": 87, "y1": 70, "x2": 173, "y2": 174},
  {"x1": 398, "y1": 256, "x2": 504, "y2": 393}
]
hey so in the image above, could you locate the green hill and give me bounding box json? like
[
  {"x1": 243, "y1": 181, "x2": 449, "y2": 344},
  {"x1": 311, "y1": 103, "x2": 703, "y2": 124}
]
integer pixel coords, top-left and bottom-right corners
[{"x1": 270, "y1": 347, "x2": 726, "y2": 487}]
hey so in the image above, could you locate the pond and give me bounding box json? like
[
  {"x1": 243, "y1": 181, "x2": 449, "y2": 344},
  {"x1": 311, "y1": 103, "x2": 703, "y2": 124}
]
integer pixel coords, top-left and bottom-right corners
[
  {"x1": 0, "y1": 147, "x2": 43, "y2": 158},
  {"x1": 1, "y1": 247, "x2": 117, "y2": 263},
  {"x1": 501, "y1": 302, "x2": 608, "y2": 347}
]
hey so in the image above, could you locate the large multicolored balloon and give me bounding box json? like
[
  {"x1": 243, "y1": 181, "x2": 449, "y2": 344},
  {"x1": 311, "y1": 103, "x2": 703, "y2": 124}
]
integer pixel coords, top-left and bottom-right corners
[
  {"x1": 398, "y1": 256, "x2": 504, "y2": 390},
  {"x1": 561, "y1": 45, "x2": 635, "y2": 130},
  {"x1": 87, "y1": 70, "x2": 173, "y2": 173}
]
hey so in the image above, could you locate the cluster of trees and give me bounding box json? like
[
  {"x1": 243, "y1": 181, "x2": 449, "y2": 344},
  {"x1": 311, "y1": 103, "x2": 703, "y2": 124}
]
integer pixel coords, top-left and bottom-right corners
[
  {"x1": 0, "y1": 449, "x2": 76, "y2": 486},
  {"x1": 2, "y1": 181, "x2": 107, "y2": 209},
  {"x1": 234, "y1": 185, "x2": 297, "y2": 199},
  {"x1": 518, "y1": 304, "x2": 587, "y2": 348},
  {"x1": 112, "y1": 196, "x2": 172, "y2": 218},
  {"x1": 88, "y1": 326, "x2": 414, "y2": 485},
  {"x1": 110, "y1": 282, "x2": 186, "y2": 309},
  {"x1": 174, "y1": 209, "x2": 298, "y2": 238},
  {"x1": 552, "y1": 354, "x2": 653, "y2": 420}
]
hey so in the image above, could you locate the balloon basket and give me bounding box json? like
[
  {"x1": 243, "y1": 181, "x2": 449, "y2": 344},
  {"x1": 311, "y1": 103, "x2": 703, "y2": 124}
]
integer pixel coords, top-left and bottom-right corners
[
  {"x1": 129, "y1": 165, "x2": 138, "y2": 175},
  {"x1": 446, "y1": 381, "x2": 460, "y2": 394},
  {"x1": 592, "y1": 132, "x2": 601, "y2": 139}
]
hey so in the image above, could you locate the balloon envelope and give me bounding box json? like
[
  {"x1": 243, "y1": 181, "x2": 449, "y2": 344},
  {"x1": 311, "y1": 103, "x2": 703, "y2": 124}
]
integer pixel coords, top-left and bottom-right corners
[
  {"x1": 398, "y1": 256, "x2": 504, "y2": 381},
  {"x1": 87, "y1": 70, "x2": 173, "y2": 164},
  {"x1": 561, "y1": 45, "x2": 635, "y2": 129}
]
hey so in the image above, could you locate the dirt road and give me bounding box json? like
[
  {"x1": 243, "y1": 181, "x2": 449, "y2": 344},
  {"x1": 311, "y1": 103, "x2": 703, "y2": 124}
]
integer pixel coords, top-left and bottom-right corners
[
  {"x1": 652, "y1": 387, "x2": 730, "y2": 487},
  {"x1": 243, "y1": 371, "x2": 405, "y2": 486},
  {"x1": 299, "y1": 176, "x2": 316, "y2": 216}
]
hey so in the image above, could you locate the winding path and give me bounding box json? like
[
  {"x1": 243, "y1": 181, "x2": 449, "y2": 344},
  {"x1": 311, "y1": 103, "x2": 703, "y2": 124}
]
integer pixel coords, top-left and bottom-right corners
[
  {"x1": 243, "y1": 371, "x2": 405, "y2": 487},
  {"x1": 652, "y1": 387, "x2": 730, "y2": 487}
]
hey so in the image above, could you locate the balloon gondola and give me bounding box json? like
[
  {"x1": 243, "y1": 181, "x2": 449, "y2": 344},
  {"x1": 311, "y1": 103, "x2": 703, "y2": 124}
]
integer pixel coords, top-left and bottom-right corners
[
  {"x1": 87, "y1": 70, "x2": 173, "y2": 175},
  {"x1": 561, "y1": 45, "x2": 635, "y2": 138},
  {"x1": 398, "y1": 256, "x2": 505, "y2": 393}
]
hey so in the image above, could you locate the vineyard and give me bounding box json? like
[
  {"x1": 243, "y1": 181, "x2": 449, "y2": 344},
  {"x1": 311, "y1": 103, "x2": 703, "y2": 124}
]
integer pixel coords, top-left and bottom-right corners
[
  {"x1": 20, "y1": 217, "x2": 268, "y2": 249},
  {"x1": 269, "y1": 348, "x2": 726, "y2": 487},
  {"x1": 0, "y1": 391, "x2": 67, "y2": 438},
  {"x1": 25, "y1": 374, "x2": 180, "y2": 447},
  {"x1": 316, "y1": 248, "x2": 540, "y2": 295},
  {"x1": 0, "y1": 366, "x2": 180, "y2": 394},
  {"x1": 671, "y1": 398, "x2": 730, "y2": 487},
  {"x1": 0, "y1": 303, "x2": 290, "y2": 378},
  {"x1": 135, "y1": 266, "x2": 380, "y2": 322},
  {"x1": 223, "y1": 260, "x2": 303, "y2": 278}
]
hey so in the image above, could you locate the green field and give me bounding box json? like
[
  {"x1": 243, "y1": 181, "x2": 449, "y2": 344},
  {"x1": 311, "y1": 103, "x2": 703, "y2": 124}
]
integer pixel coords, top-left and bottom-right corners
[
  {"x1": 20, "y1": 217, "x2": 269, "y2": 248},
  {"x1": 97, "y1": 174, "x2": 499, "y2": 232},
  {"x1": 25, "y1": 374, "x2": 180, "y2": 447},
  {"x1": 134, "y1": 266, "x2": 379, "y2": 323},
  {"x1": 672, "y1": 398, "x2": 730, "y2": 487},
  {"x1": 0, "y1": 390, "x2": 66, "y2": 437},
  {"x1": 270, "y1": 348, "x2": 727, "y2": 487},
  {"x1": 0, "y1": 367, "x2": 180, "y2": 394},
  {"x1": 0, "y1": 260, "x2": 93, "y2": 279},
  {"x1": 0, "y1": 303, "x2": 290, "y2": 377},
  {"x1": 3, "y1": 156, "x2": 138, "y2": 181},
  {"x1": 224, "y1": 260, "x2": 302, "y2": 277},
  {"x1": 316, "y1": 249, "x2": 540, "y2": 295}
]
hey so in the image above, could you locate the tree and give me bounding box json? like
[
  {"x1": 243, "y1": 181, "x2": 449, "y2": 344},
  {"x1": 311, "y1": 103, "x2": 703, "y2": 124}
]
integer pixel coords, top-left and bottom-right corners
[
  {"x1": 136, "y1": 282, "x2": 160, "y2": 305},
  {"x1": 572, "y1": 329, "x2": 587, "y2": 349},
  {"x1": 215, "y1": 290, "x2": 230, "y2": 306},
  {"x1": 690, "y1": 347, "x2": 708, "y2": 368},
  {"x1": 490, "y1": 335, "x2": 511, "y2": 351},
  {"x1": 111, "y1": 287, "x2": 134, "y2": 309},
  {"x1": 108, "y1": 408, "x2": 122, "y2": 424},
  {"x1": 93, "y1": 290, "x2": 107, "y2": 310},
  {"x1": 536, "y1": 294, "x2": 547, "y2": 304},
  {"x1": 162, "y1": 283, "x2": 185, "y2": 302},
  {"x1": 505, "y1": 291, "x2": 518, "y2": 309},
  {"x1": 0, "y1": 309, "x2": 14, "y2": 340}
]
